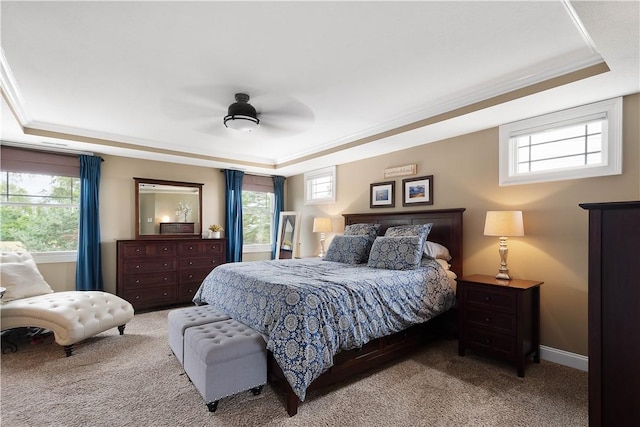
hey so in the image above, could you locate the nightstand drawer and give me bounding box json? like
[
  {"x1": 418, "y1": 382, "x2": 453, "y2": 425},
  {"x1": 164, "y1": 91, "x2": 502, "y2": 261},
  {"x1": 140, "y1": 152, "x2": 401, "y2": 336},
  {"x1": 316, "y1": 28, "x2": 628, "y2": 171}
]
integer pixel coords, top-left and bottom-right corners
[
  {"x1": 464, "y1": 286, "x2": 516, "y2": 313},
  {"x1": 465, "y1": 307, "x2": 516, "y2": 335},
  {"x1": 464, "y1": 328, "x2": 516, "y2": 358}
]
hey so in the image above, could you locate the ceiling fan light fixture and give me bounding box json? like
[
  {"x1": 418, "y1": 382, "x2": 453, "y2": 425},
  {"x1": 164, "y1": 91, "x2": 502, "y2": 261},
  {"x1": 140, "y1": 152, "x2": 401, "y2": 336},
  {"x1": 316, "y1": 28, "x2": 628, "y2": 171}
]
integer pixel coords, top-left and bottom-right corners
[{"x1": 224, "y1": 93, "x2": 260, "y2": 132}]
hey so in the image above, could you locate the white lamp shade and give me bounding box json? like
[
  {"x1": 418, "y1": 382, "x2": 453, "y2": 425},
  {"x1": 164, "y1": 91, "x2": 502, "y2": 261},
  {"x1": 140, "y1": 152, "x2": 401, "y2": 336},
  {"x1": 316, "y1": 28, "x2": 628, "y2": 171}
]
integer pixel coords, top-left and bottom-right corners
[
  {"x1": 313, "y1": 217, "x2": 332, "y2": 233},
  {"x1": 484, "y1": 211, "x2": 524, "y2": 237}
]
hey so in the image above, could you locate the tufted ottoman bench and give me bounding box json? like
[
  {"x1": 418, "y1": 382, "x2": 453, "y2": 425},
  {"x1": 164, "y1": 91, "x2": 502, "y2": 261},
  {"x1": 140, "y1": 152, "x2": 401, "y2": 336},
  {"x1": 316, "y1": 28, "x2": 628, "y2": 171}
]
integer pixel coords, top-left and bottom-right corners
[
  {"x1": 183, "y1": 318, "x2": 267, "y2": 412},
  {"x1": 0, "y1": 291, "x2": 134, "y2": 356},
  {"x1": 167, "y1": 304, "x2": 230, "y2": 364}
]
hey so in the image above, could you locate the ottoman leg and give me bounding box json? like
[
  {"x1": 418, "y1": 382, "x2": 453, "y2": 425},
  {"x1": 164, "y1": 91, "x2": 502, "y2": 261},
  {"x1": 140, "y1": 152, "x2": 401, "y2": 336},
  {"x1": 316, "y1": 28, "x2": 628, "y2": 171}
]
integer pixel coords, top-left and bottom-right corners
[
  {"x1": 118, "y1": 324, "x2": 126, "y2": 335},
  {"x1": 207, "y1": 400, "x2": 219, "y2": 413},
  {"x1": 251, "y1": 385, "x2": 264, "y2": 396}
]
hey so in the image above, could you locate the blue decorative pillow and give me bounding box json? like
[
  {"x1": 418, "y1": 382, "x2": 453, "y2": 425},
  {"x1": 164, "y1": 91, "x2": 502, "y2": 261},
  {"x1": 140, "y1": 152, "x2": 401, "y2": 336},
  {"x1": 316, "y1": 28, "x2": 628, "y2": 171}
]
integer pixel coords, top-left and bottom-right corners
[
  {"x1": 324, "y1": 235, "x2": 372, "y2": 264},
  {"x1": 367, "y1": 236, "x2": 423, "y2": 270},
  {"x1": 384, "y1": 223, "x2": 432, "y2": 252},
  {"x1": 344, "y1": 223, "x2": 381, "y2": 242}
]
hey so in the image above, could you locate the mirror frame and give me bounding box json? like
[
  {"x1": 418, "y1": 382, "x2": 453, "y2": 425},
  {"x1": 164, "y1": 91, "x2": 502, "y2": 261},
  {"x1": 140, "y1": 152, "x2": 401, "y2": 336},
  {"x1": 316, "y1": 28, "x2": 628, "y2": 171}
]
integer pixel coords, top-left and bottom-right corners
[
  {"x1": 134, "y1": 177, "x2": 203, "y2": 240},
  {"x1": 275, "y1": 211, "x2": 301, "y2": 259}
]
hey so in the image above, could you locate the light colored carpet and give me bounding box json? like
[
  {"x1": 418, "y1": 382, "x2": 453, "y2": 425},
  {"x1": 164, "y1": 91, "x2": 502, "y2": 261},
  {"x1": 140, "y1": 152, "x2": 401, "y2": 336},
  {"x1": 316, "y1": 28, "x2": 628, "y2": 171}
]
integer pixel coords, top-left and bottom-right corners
[{"x1": 1, "y1": 309, "x2": 587, "y2": 427}]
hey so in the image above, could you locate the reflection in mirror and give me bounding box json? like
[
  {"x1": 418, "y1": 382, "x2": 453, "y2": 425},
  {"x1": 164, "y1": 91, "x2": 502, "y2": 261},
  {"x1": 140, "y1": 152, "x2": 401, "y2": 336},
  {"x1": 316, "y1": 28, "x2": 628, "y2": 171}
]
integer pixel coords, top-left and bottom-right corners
[
  {"x1": 276, "y1": 211, "x2": 301, "y2": 259},
  {"x1": 134, "y1": 178, "x2": 203, "y2": 239}
]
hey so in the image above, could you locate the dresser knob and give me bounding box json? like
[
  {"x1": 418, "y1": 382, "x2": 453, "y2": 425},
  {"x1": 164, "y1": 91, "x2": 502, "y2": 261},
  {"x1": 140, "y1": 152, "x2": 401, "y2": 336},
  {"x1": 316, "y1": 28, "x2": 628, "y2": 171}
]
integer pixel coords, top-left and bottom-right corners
[
  {"x1": 189, "y1": 246, "x2": 193, "y2": 250},
  {"x1": 164, "y1": 277, "x2": 168, "y2": 281},
  {"x1": 164, "y1": 263, "x2": 168, "y2": 267},
  {"x1": 189, "y1": 261, "x2": 193, "y2": 265},
  {"x1": 135, "y1": 248, "x2": 141, "y2": 252},
  {"x1": 163, "y1": 247, "x2": 168, "y2": 251},
  {"x1": 485, "y1": 338, "x2": 492, "y2": 344},
  {"x1": 484, "y1": 296, "x2": 491, "y2": 302},
  {"x1": 485, "y1": 317, "x2": 491, "y2": 323},
  {"x1": 135, "y1": 295, "x2": 140, "y2": 299},
  {"x1": 135, "y1": 279, "x2": 140, "y2": 284},
  {"x1": 189, "y1": 274, "x2": 193, "y2": 279},
  {"x1": 163, "y1": 292, "x2": 167, "y2": 296},
  {"x1": 135, "y1": 265, "x2": 140, "y2": 269}
]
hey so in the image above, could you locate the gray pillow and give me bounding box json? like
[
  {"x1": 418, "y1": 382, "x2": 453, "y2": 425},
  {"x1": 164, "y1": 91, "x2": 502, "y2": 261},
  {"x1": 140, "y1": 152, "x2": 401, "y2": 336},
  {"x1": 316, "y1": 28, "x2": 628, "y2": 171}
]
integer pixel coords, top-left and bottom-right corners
[
  {"x1": 344, "y1": 223, "x2": 381, "y2": 242},
  {"x1": 324, "y1": 235, "x2": 372, "y2": 264},
  {"x1": 384, "y1": 223, "x2": 432, "y2": 252},
  {"x1": 367, "y1": 236, "x2": 423, "y2": 270}
]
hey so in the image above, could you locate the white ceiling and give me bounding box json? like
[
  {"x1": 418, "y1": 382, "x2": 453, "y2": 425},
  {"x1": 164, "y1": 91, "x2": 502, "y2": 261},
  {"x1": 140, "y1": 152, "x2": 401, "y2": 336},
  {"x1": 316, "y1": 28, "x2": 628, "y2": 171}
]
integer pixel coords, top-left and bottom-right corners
[{"x1": 1, "y1": 1, "x2": 638, "y2": 177}]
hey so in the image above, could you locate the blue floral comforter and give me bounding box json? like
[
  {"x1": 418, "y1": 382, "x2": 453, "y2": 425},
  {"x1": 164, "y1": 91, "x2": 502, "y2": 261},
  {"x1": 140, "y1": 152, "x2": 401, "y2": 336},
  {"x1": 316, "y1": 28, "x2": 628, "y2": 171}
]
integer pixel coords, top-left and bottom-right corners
[{"x1": 192, "y1": 257, "x2": 455, "y2": 401}]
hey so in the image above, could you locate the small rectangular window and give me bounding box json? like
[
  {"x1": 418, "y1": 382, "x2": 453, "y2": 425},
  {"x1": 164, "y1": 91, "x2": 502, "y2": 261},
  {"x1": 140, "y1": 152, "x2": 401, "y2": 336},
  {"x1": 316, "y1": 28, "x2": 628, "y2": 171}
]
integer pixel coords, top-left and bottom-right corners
[
  {"x1": 304, "y1": 166, "x2": 336, "y2": 205},
  {"x1": 499, "y1": 97, "x2": 622, "y2": 186}
]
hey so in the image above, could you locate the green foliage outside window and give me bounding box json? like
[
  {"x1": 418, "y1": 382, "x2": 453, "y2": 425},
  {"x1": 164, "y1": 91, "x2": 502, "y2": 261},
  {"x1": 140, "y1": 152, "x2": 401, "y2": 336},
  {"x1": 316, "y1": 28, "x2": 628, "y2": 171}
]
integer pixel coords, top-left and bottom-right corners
[
  {"x1": 242, "y1": 190, "x2": 273, "y2": 245},
  {"x1": 0, "y1": 172, "x2": 80, "y2": 252}
]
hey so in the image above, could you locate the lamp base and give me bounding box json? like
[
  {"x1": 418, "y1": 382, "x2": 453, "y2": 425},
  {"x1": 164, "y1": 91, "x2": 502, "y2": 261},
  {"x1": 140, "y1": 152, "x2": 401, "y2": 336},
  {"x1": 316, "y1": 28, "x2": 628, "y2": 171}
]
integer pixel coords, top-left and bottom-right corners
[{"x1": 495, "y1": 271, "x2": 512, "y2": 280}]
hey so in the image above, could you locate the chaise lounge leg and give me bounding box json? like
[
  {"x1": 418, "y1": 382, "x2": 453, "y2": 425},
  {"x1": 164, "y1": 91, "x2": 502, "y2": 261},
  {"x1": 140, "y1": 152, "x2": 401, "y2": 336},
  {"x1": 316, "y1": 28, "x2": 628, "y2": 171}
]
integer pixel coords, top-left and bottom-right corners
[
  {"x1": 206, "y1": 400, "x2": 219, "y2": 413},
  {"x1": 250, "y1": 385, "x2": 263, "y2": 396},
  {"x1": 117, "y1": 324, "x2": 126, "y2": 335},
  {"x1": 63, "y1": 345, "x2": 74, "y2": 357}
]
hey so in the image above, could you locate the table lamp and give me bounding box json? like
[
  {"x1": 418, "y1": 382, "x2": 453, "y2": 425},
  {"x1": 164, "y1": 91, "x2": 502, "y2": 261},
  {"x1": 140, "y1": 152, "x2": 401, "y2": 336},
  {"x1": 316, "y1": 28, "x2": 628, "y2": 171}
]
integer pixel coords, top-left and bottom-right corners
[
  {"x1": 484, "y1": 211, "x2": 524, "y2": 280},
  {"x1": 313, "y1": 217, "x2": 332, "y2": 257}
]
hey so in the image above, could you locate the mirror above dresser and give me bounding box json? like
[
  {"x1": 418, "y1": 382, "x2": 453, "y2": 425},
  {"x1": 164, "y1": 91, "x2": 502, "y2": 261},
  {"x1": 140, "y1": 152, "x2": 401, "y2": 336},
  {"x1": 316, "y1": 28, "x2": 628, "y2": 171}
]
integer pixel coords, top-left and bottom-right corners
[{"x1": 134, "y1": 177, "x2": 203, "y2": 239}]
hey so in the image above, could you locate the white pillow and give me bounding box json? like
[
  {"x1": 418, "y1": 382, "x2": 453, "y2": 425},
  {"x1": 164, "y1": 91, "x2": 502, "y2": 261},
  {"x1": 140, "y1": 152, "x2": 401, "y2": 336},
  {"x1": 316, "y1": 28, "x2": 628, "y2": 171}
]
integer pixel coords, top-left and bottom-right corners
[
  {"x1": 424, "y1": 241, "x2": 452, "y2": 261},
  {"x1": 0, "y1": 252, "x2": 54, "y2": 302}
]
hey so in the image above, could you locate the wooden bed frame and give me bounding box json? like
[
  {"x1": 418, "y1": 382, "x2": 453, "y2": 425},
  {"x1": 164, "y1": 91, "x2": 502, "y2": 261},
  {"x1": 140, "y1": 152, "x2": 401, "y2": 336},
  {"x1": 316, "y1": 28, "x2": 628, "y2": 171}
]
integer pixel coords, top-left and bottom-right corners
[{"x1": 267, "y1": 208, "x2": 465, "y2": 416}]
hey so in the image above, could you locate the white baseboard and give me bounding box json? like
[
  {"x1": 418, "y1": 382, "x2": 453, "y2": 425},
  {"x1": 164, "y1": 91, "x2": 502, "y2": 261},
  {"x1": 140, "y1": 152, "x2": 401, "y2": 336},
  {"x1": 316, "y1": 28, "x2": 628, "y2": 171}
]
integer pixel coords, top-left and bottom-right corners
[{"x1": 540, "y1": 345, "x2": 588, "y2": 372}]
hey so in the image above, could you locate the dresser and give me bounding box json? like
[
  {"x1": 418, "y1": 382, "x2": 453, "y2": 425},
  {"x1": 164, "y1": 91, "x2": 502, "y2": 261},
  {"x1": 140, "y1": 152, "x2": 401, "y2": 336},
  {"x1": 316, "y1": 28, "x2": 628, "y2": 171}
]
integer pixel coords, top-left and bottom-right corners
[
  {"x1": 457, "y1": 274, "x2": 543, "y2": 377},
  {"x1": 580, "y1": 201, "x2": 640, "y2": 426},
  {"x1": 116, "y1": 238, "x2": 226, "y2": 311}
]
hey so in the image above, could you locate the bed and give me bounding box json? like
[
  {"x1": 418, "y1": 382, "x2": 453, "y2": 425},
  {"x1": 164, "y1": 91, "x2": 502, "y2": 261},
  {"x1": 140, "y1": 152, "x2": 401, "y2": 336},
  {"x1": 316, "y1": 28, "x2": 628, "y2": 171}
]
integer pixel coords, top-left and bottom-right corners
[{"x1": 193, "y1": 208, "x2": 464, "y2": 415}]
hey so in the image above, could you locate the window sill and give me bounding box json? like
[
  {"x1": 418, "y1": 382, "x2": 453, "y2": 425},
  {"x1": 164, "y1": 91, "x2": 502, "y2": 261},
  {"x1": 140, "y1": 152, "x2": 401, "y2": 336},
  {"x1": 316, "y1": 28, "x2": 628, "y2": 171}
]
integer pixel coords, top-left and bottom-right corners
[{"x1": 31, "y1": 251, "x2": 77, "y2": 264}]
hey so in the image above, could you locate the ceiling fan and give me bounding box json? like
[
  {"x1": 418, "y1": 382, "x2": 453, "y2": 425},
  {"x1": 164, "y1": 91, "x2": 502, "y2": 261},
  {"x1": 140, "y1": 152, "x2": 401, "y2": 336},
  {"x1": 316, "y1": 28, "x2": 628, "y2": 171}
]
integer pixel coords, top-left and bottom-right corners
[
  {"x1": 223, "y1": 93, "x2": 260, "y2": 132},
  {"x1": 162, "y1": 87, "x2": 315, "y2": 139}
]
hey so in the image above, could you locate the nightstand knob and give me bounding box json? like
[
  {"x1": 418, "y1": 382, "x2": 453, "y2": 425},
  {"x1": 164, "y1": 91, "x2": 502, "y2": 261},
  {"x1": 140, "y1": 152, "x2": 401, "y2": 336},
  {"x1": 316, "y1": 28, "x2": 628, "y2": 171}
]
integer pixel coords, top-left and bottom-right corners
[
  {"x1": 484, "y1": 296, "x2": 492, "y2": 302},
  {"x1": 485, "y1": 338, "x2": 492, "y2": 344},
  {"x1": 485, "y1": 317, "x2": 491, "y2": 323}
]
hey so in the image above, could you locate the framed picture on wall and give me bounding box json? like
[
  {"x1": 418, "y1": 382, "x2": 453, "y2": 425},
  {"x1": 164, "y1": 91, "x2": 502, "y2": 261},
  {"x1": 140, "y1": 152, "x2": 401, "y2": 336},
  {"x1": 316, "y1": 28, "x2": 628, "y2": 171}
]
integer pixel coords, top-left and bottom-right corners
[
  {"x1": 402, "y1": 175, "x2": 433, "y2": 206},
  {"x1": 370, "y1": 181, "x2": 395, "y2": 208}
]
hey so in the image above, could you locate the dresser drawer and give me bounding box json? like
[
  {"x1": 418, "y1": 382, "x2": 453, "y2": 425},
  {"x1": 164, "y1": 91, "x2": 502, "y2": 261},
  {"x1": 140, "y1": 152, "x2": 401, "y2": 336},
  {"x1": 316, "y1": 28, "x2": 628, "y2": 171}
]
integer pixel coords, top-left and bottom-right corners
[
  {"x1": 178, "y1": 283, "x2": 200, "y2": 303},
  {"x1": 120, "y1": 242, "x2": 177, "y2": 257},
  {"x1": 464, "y1": 328, "x2": 516, "y2": 358},
  {"x1": 179, "y1": 241, "x2": 225, "y2": 255},
  {"x1": 124, "y1": 286, "x2": 177, "y2": 310},
  {"x1": 123, "y1": 272, "x2": 176, "y2": 289},
  {"x1": 465, "y1": 307, "x2": 516, "y2": 335},
  {"x1": 464, "y1": 285, "x2": 516, "y2": 313},
  {"x1": 179, "y1": 268, "x2": 211, "y2": 285},
  {"x1": 179, "y1": 256, "x2": 223, "y2": 270},
  {"x1": 123, "y1": 259, "x2": 176, "y2": 275}
]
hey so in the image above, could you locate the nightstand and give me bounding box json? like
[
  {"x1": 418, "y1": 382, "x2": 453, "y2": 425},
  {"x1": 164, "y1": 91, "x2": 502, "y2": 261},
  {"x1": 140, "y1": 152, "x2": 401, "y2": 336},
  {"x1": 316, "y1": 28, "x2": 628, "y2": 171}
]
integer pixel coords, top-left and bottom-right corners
[{"x1": 457, "y1": 274, "x2": 543, "y2": 377}]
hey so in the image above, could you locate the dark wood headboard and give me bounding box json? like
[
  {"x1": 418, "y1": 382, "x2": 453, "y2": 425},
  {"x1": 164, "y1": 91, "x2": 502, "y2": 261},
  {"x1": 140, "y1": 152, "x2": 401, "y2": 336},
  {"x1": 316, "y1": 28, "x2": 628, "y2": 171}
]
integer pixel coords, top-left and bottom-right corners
[{"x1": 343, "y1": 208, "x2": 465, "y2": 276}]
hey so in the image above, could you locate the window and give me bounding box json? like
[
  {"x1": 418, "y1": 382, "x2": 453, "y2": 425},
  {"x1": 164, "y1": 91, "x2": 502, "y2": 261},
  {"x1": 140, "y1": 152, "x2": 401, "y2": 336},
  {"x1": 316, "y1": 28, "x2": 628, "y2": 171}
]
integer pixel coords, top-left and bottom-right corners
[
  {"x1": 0, "y1": 147, "x2": 80, "y2": 262},
  {"x1": 499, "y1": 97, "x2": 622, "y2": 186},
  {"x1": 304, "y1": 166, "x2": 336, "y2": 204},
  {"x1": 242, "y1": 175, "x2": 275, "y2": 253},
  {"x1": 0, "y1": 172, "x2": 80, "y2": 254}
]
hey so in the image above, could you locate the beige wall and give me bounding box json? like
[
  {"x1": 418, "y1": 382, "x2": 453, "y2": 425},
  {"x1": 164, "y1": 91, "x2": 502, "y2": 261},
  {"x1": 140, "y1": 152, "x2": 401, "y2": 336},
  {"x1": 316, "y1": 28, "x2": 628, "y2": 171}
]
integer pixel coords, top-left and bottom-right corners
[{"x1": 289, "y1": 93, "x2": 640, "y2": 356}]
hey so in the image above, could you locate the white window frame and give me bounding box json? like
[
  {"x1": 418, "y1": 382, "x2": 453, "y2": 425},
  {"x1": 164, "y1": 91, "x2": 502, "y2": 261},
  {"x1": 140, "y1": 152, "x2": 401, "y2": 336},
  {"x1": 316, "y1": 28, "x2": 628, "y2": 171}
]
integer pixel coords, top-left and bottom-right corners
[
  {"x1": 241, "y1": 189, "x2": 275, "y2": 254},
  {"x1": 304, "y1": 166, "x2": 336, "y2": 205},
  {"x1": 499, "y1": 97, "x2": 622, "y2": 186}
]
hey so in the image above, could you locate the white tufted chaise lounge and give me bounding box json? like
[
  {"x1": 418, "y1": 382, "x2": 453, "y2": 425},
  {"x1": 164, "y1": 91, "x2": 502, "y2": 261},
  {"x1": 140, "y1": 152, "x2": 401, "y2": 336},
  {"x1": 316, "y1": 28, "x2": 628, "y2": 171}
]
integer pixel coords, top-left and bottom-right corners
[{"x1": 0, "y1": 252, "x2": 135, "y2": 356}]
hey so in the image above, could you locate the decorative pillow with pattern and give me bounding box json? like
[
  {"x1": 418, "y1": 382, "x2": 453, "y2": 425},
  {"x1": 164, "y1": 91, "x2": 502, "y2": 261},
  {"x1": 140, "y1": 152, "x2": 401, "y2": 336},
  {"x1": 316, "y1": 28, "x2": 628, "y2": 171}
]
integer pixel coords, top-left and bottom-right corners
[
  {"x1": 323, "y1": 235, "x2": 372, "y2": 264},
  {"x1": 367, "y1": 236, "x2": 423, "y2": 270},
  {"x1": 343, "y1": 223, "x2": 381, "y2": 242},
  {"x1": 384, "y1": 223, "x2": 432, "y2": 252}
]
